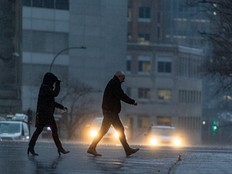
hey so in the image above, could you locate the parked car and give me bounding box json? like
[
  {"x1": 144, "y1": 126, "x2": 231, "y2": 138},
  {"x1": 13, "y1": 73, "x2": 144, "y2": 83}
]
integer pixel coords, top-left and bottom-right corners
[
  {"x1": 145, "y1": 125, "x2": 182, "y2": 147},
  {"x1": 0, "y1": 120, "x2": 30, "y2": 141}
]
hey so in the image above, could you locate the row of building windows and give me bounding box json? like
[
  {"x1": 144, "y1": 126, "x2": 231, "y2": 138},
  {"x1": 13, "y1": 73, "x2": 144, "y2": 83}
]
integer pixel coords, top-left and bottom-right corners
[
  {"x1": 136, "y1": 115, "x2": 201, "y2": 130},
  {"x1": 127, "y1": 57, "x2": 172, "y2": 74},
  {"x1": 127, "y1": 55, "x2": 201, "y2": 78},
  {"x1": 179, "y1": 90, "x2": 202, "y2": 104},
  {"x1": 178, "y1": 116, "x2": 201, "y2": 130},
  {"x1": 177, "y1": 54, "x2": 202, "y2": 78},
  {"x1": 23, "y1": 0, "x2": 69, "y2": 10},
  {"x1": 127, "y1": 88, "x2": 201, "y2": 104}
]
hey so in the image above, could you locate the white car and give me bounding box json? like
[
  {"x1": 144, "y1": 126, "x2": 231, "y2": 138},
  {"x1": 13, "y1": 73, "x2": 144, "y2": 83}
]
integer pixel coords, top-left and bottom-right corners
[
  {"x1": 0, "y1": 121, "x2": 30, "y2": 141},
  {"x1": 145, "y1": 125, "x2": 182, "y2": 147}
]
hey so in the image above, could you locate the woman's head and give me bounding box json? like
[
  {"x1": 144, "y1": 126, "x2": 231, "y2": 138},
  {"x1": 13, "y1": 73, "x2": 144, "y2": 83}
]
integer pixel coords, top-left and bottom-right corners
[{"x1": 42, "y1": 72, "x2": 58, "y2": 87}]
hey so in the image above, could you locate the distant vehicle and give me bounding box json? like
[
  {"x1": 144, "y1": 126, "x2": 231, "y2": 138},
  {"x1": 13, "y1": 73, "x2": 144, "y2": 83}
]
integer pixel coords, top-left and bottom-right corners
[
  {"x1": 42, "y1": 127, "x2": 52, "y2": 139},
  {"x1": 145, "y1": 125, "x2": 182, "y2": 147},
  {"x1": 86, "y1": 117, "x2": 128, "y2": 144},
  {"x1": 0, "y1": 120, "x2": 30, "y2": 141}
]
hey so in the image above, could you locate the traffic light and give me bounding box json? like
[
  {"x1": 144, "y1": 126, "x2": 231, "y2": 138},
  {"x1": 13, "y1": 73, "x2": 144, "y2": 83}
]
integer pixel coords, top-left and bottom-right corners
[{"x1": 212, "y1": 121, "x2": 219, "y2": 135}]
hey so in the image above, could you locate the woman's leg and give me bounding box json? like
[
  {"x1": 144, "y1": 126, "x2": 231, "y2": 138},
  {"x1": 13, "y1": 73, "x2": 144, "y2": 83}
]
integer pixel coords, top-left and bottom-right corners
[
  {"x1": 28, "y1": 125, "x2": 43, "y2": 149},
  {"x1": 50, "y1": 121, "x2": 63, "y2": 150}
]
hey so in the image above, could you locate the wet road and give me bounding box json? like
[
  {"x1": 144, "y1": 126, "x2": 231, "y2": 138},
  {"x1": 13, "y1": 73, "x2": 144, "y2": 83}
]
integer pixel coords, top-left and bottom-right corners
[
  {"x1": 0, "y1": 141, "x2": 181, "y2": 174},
  {"x1": 1, "y1": 141, "x2": 232, "y2": 174}
]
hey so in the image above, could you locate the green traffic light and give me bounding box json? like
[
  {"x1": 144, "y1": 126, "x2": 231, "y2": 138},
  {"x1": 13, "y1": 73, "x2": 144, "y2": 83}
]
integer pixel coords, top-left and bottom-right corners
[{"x1": 212, "y1": 125, "x2": 217, "y2": 131}]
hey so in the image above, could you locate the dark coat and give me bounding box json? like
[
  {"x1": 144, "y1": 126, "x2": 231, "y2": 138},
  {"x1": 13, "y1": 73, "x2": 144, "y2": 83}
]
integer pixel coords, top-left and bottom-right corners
[
  {"x1": 35, "y1": 72, "x2": 64, "y2": 127},
  {"x1": 102, "y1": 75, "x2": 135, "y2": 114}
]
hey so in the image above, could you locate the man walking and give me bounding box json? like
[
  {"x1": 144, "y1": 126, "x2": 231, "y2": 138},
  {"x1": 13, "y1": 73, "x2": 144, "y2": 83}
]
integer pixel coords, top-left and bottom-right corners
[{"x1": 87, "y1": 71, "x2": 139, "y2": 157}]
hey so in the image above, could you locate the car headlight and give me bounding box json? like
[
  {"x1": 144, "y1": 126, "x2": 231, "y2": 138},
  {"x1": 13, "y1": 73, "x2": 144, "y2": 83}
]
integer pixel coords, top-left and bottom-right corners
[
  {"x1": 90, "y1": 130, "x2": 98, "y2": 138},
  {"x1": 114, "y1": 131, "x2": 120, "y2": 138},
  {"x1": 150, "y1": 137, "x2": 158, "y2": 145},
  {"x1": 173, "y1": 137, "x2": 181, "y2": 146}
]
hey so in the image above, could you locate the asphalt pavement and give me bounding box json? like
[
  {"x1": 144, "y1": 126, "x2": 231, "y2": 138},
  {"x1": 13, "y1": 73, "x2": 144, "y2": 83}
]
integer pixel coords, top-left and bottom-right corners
[{"x1": 0, "y1": 141, "x2": 232, "y2": 174}]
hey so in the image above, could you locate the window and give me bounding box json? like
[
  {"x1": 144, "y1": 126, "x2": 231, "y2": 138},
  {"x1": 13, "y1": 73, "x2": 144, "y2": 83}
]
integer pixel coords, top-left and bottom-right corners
[
  {"x1": 126, "y1": 56, "x2": 131, "y2": 72},
  {"x1": 157, "y1": 89, "x2": 172, "y2": 100},
  {"x1": 178, "y1": 90, "x2": 201, "y2": 104},
  {"x1": 138, "y1": 88, "x2": 151, "y2": 99},
  {"x1": 55, "y1": 0, "x2": 69, "y2": 10},
  {"x1": 139, "y1": 7, "x2": 151, "y2": 19},
  {"x1": 158, "y1": 61, "x2": 171, "y2": 73},
  {"x1": 157, "y1": 116, "x2": 172, "y2": 126},
  {"x1": 138, "y1": 33, "x2": 150, "y2": 45},
  {"x1": 24, "y1": 0, "x2": 69, "y2": 10},
  {"x1": 138, "y1": 55, "x2": 151, "y2": 74},
  {"x1": 32, "y1": 0, "x2": 43, "y2": 7},
  {"x1": 157, "y1": 61, "x2": 172, "y2": 73},
  {"x1": 137, "y1": 115, "x2": 150, "y2": 128},
  {"x1": 23, "y1": 0, "x2": 31, "y2": 6},
  {"x1": 44, "y1": 0, "x2": 54, "y2": 8},
  {"x1": 127, "y1": 33, "x2": 132, "y2": 42},
  {"x1": 138, "y1": 61, "x2": 151, "y2": 73},
  {"x1": 127, "y1": 6, "x2": 132, "y2": 19}
]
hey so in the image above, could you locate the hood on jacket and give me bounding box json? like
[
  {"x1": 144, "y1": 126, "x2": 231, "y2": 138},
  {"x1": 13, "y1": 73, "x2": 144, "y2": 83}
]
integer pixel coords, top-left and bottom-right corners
[{"x1": 42, "y1": 72, "x2": 58, "y2": 87}]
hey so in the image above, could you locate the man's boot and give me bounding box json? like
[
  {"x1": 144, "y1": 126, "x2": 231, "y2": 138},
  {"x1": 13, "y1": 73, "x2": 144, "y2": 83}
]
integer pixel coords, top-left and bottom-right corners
[
  {"x1": 125, "y1": 148, "x2": 140, "y2": 157},
  {"x1": 87, "y1": 145, "x2": 102, "y2": 156}
]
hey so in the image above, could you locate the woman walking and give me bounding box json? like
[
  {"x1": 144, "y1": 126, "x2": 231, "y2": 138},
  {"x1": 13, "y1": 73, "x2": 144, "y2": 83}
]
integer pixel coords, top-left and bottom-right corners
[{"x1": 27, "y1": 72, "x2": 69, "y2": 156}]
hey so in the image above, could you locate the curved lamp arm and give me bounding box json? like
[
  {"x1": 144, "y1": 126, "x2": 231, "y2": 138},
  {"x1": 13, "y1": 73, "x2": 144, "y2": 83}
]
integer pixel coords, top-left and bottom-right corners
[{"x1": 49, "y1": 46, "x2": 86, "y2": 72}]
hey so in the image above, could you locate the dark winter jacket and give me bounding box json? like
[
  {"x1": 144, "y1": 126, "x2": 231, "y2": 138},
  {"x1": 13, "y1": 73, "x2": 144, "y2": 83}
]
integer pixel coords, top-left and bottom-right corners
[
  {"x1": 35, "y1": 72, "x2": 64, "y2": 127},
  {"x1": 102, "y1": 75, "x2": 135, "y2": 114}
]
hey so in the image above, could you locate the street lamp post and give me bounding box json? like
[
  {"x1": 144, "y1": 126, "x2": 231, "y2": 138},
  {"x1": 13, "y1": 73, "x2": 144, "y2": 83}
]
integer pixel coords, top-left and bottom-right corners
[{"x1": 49, "y1": 46, "x2": 86, "y2": 72}]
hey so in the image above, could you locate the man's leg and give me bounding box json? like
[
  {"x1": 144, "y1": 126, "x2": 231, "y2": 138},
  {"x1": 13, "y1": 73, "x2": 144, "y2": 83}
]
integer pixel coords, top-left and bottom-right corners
[
  {"x1": 112, "y1": 114, "x2": 139, "y2": 157},
  {"x1": 87, "y1": 117, "x2": 111, "y2": 156}
]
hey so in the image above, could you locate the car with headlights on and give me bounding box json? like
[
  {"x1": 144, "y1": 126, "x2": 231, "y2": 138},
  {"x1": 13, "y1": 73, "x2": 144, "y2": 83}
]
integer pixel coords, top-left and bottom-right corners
[
  {"x1": 145, "y1": 125, "x2": 182, "y2": 147},
  {"x1": 86, "y1": 117, "x2": 128, "y2": 144}
]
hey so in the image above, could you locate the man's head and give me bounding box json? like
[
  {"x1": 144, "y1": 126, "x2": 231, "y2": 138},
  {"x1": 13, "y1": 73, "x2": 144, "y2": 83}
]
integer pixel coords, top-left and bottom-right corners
[{"x1": 115, "y1": 71, "x2": 125, "y2": 83}]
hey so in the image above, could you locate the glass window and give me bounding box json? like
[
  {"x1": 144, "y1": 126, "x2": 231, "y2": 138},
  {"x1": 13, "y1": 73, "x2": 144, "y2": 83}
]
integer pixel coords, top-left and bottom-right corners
[
  {"x1": 127, "y1": 33, "x2": 132, "y2": 42},
  {"x1": 32, "y1": 0, "x2": 43, "y2": 7},
  {"x1": 157, "y1": 61, "x2": 172, "y2": 73},
  {"x1": 56, "y1": 0, "x2": 69, "y2": 10},
  {"x1": 127, "y1": 6, "x2": 132, "y2": 19},
  {"x1": 139, "y1": 7, "x2": 151, "y2": 19},
  {"x1": 138, "y1": 55, "x2": 151, "y2": 74},
  {"x1": 23, "y1": 0, "x2": 31, "y2": 6},
  {"x1": 138, "y1": 88, "x2": 151, "y2": 99},
  {"x1": 126, "y1": 59, "x2": 131, "y2": 72},
  {"x1": 44, "y1": 0, "x2": 54, "y2": 8},
  {"x1": 157, "y1": 89, "x2": 172, "y2": 100},
  {"x1": 138, "y1": 33, "x2": 150, "y2": 45}
]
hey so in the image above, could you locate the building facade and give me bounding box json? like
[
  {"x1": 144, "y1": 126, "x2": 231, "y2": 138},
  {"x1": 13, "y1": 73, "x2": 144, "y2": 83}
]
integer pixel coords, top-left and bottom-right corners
[
  {"x1": 22, "y1": 0, "x2": 128, "y2": 114},
  {"x1": 125, "y1": 0, "x2": 208, "y2": 144},
  {"x1": 0, "y1": 0, "x2": 22, "y2": 114},
  {"x1": 20, "y1": 0, "x2": 208, "y2": 144}
]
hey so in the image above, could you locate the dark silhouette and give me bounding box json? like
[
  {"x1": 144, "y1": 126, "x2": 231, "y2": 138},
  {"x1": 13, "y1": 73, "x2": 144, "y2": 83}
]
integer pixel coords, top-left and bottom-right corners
[
  {"x1": 28, "y1": 72, "x2": 69, "y2": 156},
  {"x1": 87, "y1": 71, "x2": 139, "y2": 157}
]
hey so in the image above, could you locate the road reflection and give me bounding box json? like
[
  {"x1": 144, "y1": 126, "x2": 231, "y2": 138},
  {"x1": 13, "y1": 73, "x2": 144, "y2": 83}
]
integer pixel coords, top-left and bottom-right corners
[
  {"x1": 29, "y1": 156, "x2": 62, "y2": 173},
  {"x1": 88, "y1": 155, "x2": 126, "y2": 173}
]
